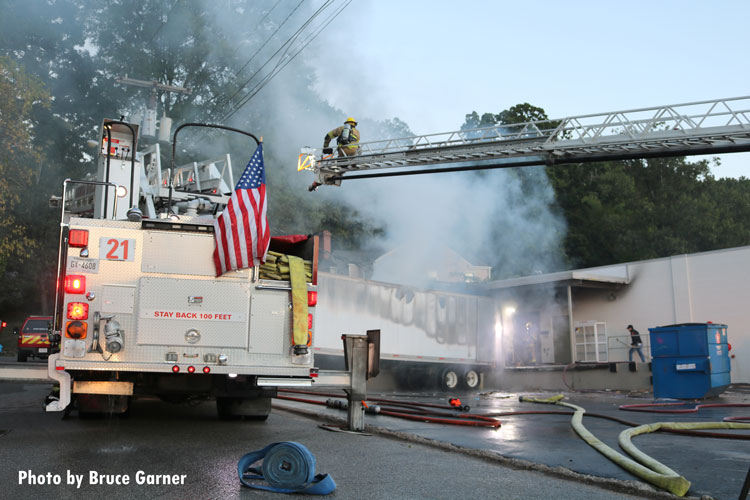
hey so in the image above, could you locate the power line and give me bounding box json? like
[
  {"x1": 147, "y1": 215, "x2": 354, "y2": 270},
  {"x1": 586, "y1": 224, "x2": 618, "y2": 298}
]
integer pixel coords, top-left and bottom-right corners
[
  {"x1": 221, "y1": 0, "x2": 351, "y2": 123},
  {"x1": 147, "y1": 0, "x2": 182, "y2": 45},
  {"x1": 222, "y1": 0, "x2": 333, "y2": 110},
  {"x1": 233, "y1": 0, "x2": 302, "y2": 78},
  {"x1": 202, "y1": 0, "x2": 306, "y2": 113},
  {"x1": 255, "y1": 0, "x2": 283, "y2": 29}
]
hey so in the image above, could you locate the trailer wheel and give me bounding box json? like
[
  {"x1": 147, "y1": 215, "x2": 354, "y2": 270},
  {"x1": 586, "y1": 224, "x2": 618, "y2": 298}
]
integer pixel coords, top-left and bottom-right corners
[
  {"x1": 439, "y1": 368, "x2": 460, "y2": 391},
  {"x1": 463, "y1": 369, "x2": 480, "y2": 390}
]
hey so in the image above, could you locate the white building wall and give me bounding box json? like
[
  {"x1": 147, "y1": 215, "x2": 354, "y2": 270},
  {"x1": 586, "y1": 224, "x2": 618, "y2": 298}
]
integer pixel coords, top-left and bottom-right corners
[{"x1": 572, "y1": 246, "x2": 749, "y2": 383}]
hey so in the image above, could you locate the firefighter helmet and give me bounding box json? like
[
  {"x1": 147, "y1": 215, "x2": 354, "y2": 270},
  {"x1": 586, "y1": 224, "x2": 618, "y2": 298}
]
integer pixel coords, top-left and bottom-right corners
[{"x1": 344, "y1": 117, "x2": 357, "y2": 126}]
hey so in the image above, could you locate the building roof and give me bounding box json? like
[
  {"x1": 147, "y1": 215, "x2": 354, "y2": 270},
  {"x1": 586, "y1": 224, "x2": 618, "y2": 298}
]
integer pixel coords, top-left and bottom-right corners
[{"x1": 484, "y1": 264, "x2": 630, "y2": 291}]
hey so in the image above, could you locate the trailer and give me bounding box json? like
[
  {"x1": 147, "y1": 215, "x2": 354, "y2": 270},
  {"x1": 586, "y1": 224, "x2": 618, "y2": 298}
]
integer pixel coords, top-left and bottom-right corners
[{"x1": 314, "y1": 272, "x2": 497, "y2": 390}]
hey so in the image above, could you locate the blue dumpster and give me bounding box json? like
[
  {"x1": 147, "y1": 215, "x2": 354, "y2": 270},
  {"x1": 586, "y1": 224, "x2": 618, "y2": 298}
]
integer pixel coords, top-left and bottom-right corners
[{"x1": 649, "y1": 323, "x2": 731, "y2": 399}]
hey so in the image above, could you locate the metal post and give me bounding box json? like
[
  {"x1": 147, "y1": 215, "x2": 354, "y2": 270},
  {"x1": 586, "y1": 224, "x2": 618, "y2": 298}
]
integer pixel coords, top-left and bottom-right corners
[
  {"x1": 343, "y1": 335, "x2": 369, "y2": 432},
  {"x1": 568, "y1": 285, "x2": 575, "y2": 363},
  {"x1": 739, "y1": 464, "x2": 750, "y2": 500}
]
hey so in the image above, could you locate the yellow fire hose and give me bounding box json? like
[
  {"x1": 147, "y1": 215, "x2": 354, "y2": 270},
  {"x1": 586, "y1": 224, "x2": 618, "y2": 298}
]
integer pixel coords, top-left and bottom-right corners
[
  {"x1": 288, "y1": 255, "x2": 309, "y2": 347},
  {"x1": 520, "y1": 395, "x2": 750, "y2": 496}
]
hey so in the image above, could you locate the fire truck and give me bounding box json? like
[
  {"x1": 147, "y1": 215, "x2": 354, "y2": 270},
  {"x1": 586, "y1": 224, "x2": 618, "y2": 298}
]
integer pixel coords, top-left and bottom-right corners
[{"x1": 45, "y1": 119, "x2": 329, "y2": 419}]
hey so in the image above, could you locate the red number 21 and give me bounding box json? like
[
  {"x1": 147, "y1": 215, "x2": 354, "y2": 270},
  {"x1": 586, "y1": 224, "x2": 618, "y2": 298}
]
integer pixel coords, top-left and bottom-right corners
[{"x1": 105, "y1": 239, "x2": 129, "y2": 260}]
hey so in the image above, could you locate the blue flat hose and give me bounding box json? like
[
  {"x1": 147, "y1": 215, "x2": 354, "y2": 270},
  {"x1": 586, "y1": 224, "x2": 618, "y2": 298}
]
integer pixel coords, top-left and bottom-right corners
[{"x1": 238, "y1": 442, "x2": 336, "y2": 494}]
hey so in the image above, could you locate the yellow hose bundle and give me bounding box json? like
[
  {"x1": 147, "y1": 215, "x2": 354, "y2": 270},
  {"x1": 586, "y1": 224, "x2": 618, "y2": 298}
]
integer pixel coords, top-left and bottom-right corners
[{"x1": 259, "y1": 251, "x2": 312, "y2": 282}]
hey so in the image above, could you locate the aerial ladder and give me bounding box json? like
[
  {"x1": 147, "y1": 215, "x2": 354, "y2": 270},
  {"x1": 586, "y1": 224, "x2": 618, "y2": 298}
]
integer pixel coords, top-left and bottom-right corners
[{"x1": 299, "y1": 96, "x2": 750, "y2": 189}]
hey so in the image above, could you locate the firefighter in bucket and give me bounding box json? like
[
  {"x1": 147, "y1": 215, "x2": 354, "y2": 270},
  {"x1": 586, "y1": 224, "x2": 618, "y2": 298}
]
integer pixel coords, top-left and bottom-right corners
[{"x1": 323, "y1": 117, "x2": 360, "y2": 157}]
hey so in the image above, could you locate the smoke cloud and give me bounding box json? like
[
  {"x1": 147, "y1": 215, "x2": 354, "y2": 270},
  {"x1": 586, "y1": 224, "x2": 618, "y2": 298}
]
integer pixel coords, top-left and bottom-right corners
[{"x1": 328, "y1": 164, "x2": 567, "y2": 288}]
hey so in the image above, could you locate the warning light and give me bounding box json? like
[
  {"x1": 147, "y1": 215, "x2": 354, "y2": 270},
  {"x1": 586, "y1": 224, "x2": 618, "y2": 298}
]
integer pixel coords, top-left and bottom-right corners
[
  {"x1": 172, "y1": 365, "x2": 180, "y2": 373},
  {"x1": 116, "y1": 185, "x2": 127, "y2": 198},
  {"x1": 202, "y1": 366, "x2": 211, "y2": 374},
  {"x1": 187, "y1": 366, "x2": 195, "y2": 374},
  {"x1": 65, "y1": 320, "x2": 88, "y2": 339},
  {"x1": 67, "y1": 302, "x2": 89, "y2": 320},
  {"x1": 308, "y1": 313, "x2": 313, "y2": 329},
  {"x1": 307, "y1": 291, "x2": 317, "y2": 307},
  {"x1": 69, "y1": 229, "x2": 89, "y2": 248},
  {"x1": 64, "y1": 275, "x2": 86, "y2": 294}
]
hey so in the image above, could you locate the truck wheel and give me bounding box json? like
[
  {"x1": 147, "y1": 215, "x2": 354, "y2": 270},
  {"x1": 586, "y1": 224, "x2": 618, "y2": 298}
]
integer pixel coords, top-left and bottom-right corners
[
  {"x1": 463, "y1": 369, "x2": 480, "y2": 390},
  {"x1": 439, "y1": 368, "x2": 460, "y2": 391},
  {"x1": 17, "y1": 351, "x2": 27, "y2": 362}
]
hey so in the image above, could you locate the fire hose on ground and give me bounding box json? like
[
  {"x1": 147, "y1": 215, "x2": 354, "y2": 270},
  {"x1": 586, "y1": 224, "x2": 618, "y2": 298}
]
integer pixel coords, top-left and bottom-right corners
[
  {"x1": 238, "y1": 441, "x2": 335, "y2": 495},
  {"x1": 276, "y1": 391, "x2": 500, "y2": 428},
  {"x1": 521, "y1": 394, "x2": 750, "y2": 497},
  {"x1": 619, "y1": 401, "x2": 750, "y2": 422},
  {"x1": 275, "y1": 390, "x2": 749, "y2": 495}
]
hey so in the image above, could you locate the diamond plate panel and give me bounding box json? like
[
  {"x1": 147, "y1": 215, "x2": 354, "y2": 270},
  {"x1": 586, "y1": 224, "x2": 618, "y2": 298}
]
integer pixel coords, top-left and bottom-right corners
[
  {"x1": 137, "y1": 277, "x2": 250, "y2": 348},
  {"x1": 101, "y1": 285, "x2": 135, "y2": 314},
  {"x1": 249, "y1": 290, "x2": 291, "y2": 354},
  {"x1": 142, "y1": 231, "x2": 216, "y2": 276}
]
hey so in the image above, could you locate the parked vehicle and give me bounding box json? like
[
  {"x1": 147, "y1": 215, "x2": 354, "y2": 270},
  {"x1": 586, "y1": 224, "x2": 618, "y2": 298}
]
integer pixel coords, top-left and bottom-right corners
[{"x1": 16, "y1": 316, "x2": 52, "y2": 362}]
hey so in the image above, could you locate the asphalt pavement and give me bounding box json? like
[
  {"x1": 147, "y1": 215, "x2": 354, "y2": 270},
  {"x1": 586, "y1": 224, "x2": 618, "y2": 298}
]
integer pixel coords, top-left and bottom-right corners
[
  {"x1": 0, "y1": 381, "x2": 664, "y2": 500},
  {"x1": 273, "y1": 385, "x2": 750, "y2": 500}
]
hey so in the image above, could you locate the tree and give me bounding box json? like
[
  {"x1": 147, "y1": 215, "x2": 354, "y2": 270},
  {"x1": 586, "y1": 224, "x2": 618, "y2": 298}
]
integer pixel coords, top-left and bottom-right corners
[
  {"x1": 0, "y1": 57, "x2": 53, "y2": 311},
  {"x1": 462, "y1": 102, "x2": 750, "y2": 273},
  {"x1": 0, "y1": 0, "x2": 394, "y2": 312}
]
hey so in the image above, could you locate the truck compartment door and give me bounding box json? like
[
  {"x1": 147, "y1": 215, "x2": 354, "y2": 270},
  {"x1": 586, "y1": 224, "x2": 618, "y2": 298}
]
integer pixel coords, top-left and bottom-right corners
[{"x1": 137, "y1": 277, "x2": 250, "y2": 348}]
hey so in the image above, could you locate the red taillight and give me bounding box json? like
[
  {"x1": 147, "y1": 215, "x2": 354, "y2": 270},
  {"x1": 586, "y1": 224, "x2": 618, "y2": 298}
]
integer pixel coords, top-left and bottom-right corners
[
  {"x1": 187, "y1": 366, "x2": 195, "y2": 374},
  {"x1": 308, "y1": 313, "x2": 313, "y2": 329},
  {"x1": 67, "y1": 302, "x2": 89, "y2": 320},
  {"x1": 172, "y1": 365, "x2": 180, "y2": 373},
  {"x1": 203, "y1": 366, "x2": 211, "y2": 374},
  {"x1": 65, "y1": 320, "x2": 87, "y2": 339},
  {"x1": 1, "y1": 321, "x2": 6, "y2": 328},
  {"x1": 69, "y1": 229, "x2": 89, "y2": 248},
  {"x1": 308, "y1": 291, "x2": 317, "y2": 307},
  {"x1": 64, "y1": 275, "x2": 86, "y2": 294}
]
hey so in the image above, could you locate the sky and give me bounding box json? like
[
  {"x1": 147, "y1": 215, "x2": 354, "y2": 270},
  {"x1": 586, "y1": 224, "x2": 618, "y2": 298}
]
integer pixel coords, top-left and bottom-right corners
[{"x1": 313, "y1": 0, "x2": 750, "y2": 179}]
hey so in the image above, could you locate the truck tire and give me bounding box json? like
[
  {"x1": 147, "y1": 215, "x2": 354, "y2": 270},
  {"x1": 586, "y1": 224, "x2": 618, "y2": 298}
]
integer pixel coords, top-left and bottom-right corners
[
  {"x1": 439, "y1": 368, "x2": 460, "y2": 391},
  {"x1": 17, "y1": 351, "x2": 27, "y2": 362},
  {"x1": 463, "y1": 369, "x2": 480, "y2": 390}
]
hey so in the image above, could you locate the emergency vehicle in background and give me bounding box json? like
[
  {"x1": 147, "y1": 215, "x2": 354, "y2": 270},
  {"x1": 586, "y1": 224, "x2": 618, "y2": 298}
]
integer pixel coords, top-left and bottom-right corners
[
  {"x1": 16, "y1": 316, "x2": 53, "y2": 362},
  {"x1": 48, "y1": 119, "x2": 320, "y2": 418}
]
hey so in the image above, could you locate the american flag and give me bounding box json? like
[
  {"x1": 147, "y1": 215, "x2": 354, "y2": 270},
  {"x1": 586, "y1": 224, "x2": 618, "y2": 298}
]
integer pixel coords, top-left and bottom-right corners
[{"x1": 213, "y1": 143, "x2": 270, "y2": 276}]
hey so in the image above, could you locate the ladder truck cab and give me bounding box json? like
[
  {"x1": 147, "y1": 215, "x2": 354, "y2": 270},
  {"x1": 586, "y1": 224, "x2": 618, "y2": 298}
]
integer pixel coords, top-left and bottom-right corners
[{"x1": 51, "y1": 119, "x2": 319, "y2": 419}]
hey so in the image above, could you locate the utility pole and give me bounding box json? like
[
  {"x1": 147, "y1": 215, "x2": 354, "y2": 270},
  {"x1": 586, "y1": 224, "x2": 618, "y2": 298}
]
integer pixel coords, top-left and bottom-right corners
[{"x1": 115, "y1": 76, "x2": 191, "y2": 140}]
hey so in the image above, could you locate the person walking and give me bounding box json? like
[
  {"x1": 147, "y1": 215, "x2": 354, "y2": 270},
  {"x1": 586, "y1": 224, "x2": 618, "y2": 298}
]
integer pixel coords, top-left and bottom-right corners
[{"x1": 627, "y1": 324, "x2": 646, "y2": 362}]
